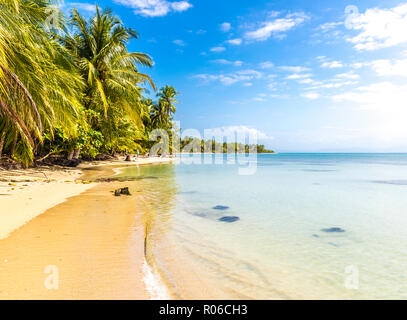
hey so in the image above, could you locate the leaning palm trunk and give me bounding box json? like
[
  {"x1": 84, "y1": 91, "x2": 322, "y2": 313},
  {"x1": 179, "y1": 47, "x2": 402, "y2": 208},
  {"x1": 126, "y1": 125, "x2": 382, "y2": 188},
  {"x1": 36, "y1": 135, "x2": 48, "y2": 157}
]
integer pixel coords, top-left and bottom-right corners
[
  {"x1": 0, "y1": 130, "x2": 5, "y2": 157},
  {"x1": 10, "y1": 133, "x2": 17, "y2": 156}
]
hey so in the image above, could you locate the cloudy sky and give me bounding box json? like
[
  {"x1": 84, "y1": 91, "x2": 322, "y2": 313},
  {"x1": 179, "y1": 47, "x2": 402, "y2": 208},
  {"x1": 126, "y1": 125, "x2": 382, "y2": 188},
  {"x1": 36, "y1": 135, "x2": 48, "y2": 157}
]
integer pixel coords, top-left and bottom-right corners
[{"x1": 64, "y1": 0, "x2": 407, "y2": 152}]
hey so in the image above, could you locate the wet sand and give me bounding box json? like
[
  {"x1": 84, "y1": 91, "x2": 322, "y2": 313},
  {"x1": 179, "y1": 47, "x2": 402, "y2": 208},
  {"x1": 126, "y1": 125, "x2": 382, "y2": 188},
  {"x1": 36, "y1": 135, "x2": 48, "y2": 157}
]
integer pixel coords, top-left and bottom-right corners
[{"x1": 0, "y1": 162, "x2": 173, "y2": 299}]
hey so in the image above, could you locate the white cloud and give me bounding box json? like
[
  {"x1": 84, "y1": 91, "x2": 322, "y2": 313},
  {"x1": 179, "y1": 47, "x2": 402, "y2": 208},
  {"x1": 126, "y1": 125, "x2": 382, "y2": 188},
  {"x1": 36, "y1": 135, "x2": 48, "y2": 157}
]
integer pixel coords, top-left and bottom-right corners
[
  {"x1": 113, "y1": 0, "x2": 192, "y2": 17},
  {"x1": 332, "y1": 82, "x2": 407, "y2": 141},
  {"x1": 259, "y1": 61, "x2": 274, "y2": 69},
  {"x1": 348, "y1": 58, "x2": 407, "y2": 76},
  {"x1": 279, "y1": 66, "x2": 311, "y2": 73},
  {"x1": 298, "y1": 78, "x2": 314, "y2": 84},
  {"x1": 226, "y1": 38, "x2": 242, "y2": 45},
  {"x1": 286, "y1": 73, "x2": 312, "y2": 80},
  {"x1": 210, "y1": 46, "x2": 226, "y2": 53},
  {"x1": 279, "y1": 65, "x2": 312, "y2": 81},
  {"x1": 317, "y1": 21, "x2": 343, "y2": 32},
  {"x1": 336, "y1": 72, "x2": 360, "y2": 80},
  {"x1": 350, "y1": 62, "x2": 369, "y2": 69},
  {"x1": 243, "y1": 82, "x2": 253, "y2": 87},
  {"x1": 194, "y1": 69, "x2": 262, "y2": 86},
  {"x1": 66, "y1": 2, "x2": 96, "y2": 13},
  {"x1": 253, "y1": 96, "x2": 267, "y2": 102},
  {"x1": 317, "y1": 56, "x2": 344, "y2": 69},
  {"x1": 220, "y1": 22, "x2": 232, "y2": 32},
  {"x1": 244, "y1": 12, "x2": 308, "y2": 41},
  {"x1": 237, "y1": 69, "x2": 262, "y2": 78},
  {"x1": 370, "y1": 59, "x2": 407, "y2": 77},
  {"x1": 302, "y1": 92, "x2": 320, "y2": 100},
  {"x1": 267, "y1": 83, "x2": 276, "y2": 90},
  {"x1": 321, "y1": 60, "x2": 344, "y2": 68},
  {"x1": 332, "y1": 82, "x2": 407, "y2": 108},
  {"x1": 347, "y1": 3, "x2": 407, "y2": 50},
  {"x1": 211, "y1": 59, "x2": 243, "y2": 67},
  {"x1": 173, "y1": 39, "x2": 186, "y2": 46},
  {"x1": 171, "y1": 1, "x2": 192, "y2": 11},
  {"x1": 206, "y1": 126, "x2": 273, "y2": 142},
  {"x1": 307, "y1": 80, "x2": 358, "y2": 90}
]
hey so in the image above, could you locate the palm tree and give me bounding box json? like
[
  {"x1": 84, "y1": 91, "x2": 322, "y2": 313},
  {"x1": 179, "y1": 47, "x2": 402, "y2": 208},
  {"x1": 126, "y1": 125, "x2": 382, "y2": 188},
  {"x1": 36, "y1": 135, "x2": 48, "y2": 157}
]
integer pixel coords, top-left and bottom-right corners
[
  {"x1": 156, "y1": 85, "x2": 178, "y2": 128},
  {"x1": 150, "y1": 101, "x2": 166, "y2": 129},
  {"x1": 62, "y1": 6, "x2": 155, "y2": 155},
  {"x1": 0, "y1": 0, "x2": 83, "y2": 164}
]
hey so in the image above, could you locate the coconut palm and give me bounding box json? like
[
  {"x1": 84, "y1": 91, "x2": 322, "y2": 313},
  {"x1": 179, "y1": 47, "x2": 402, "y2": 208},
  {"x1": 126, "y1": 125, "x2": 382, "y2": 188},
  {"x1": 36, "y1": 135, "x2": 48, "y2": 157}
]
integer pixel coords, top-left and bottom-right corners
[
  {"x1": 62, "y1": 6, "x2": 155, "y2": 155},
  {"x1": 157, "y1": 85, "x2": 178, "y2": 128},
  {"x1": 0, "y1": 0, "x2": 84, "y2": 164}
]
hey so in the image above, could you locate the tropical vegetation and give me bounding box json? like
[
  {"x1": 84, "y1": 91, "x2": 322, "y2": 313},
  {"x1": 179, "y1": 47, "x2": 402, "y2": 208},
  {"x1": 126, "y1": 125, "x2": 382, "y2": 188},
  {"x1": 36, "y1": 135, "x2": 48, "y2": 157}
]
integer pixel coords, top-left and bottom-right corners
[
  {"x1": 180, "y1": 137, "x2": 275, "y2": 154},
  {"x1": 0, "y1": 0, "x2": 178, "y2": 166}
]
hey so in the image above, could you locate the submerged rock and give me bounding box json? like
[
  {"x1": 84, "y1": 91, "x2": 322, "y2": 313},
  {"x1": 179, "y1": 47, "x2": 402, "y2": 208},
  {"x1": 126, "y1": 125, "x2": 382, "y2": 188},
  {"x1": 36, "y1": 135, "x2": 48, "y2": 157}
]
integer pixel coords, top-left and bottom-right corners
[
  {"x1": 328, "y1": 242, "x2": 339, "y2": 247},
  {"x1": 218, "y1": 216, "x2": 240, "y2": 223},
  {"x1": 212, "y1": 205, "x2": 230, "y2": 210},
  {"x1": 372, "y1": 180, "x2": 407, "y2": 186},
  {"x1": 179, "y1": 191, "x2": 198, "y2": 195},
  {"x1": 321, "y1": 227, "x2": 345, "y2": 233},
  {"x1": 114, "y1": 187, "x2": 131, "y2": 196},
  {"x1": 192, "y1": 212, "x2": 207, "y2": 218}
]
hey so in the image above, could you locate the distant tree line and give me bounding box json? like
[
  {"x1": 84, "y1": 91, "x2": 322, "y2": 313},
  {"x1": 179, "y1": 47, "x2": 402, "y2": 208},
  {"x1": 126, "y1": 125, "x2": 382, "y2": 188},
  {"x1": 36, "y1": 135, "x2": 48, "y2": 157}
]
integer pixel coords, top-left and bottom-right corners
[{"x1": 179, "y1": 137, "x2": 275, "y2": 154}]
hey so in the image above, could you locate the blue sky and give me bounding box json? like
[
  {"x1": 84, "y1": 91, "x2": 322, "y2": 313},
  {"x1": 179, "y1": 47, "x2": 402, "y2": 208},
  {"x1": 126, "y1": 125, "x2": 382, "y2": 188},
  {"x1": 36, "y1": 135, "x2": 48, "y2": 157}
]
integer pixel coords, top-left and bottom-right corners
[{"x1": 62, "y1": 0, "x2": 407, "y2": 152}]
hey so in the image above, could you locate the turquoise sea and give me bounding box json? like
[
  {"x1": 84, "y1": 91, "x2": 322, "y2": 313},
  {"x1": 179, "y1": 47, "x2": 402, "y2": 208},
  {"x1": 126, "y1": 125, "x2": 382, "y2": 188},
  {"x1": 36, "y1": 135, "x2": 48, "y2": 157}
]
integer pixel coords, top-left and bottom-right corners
[{"x1": 120, "y1": 154, "x2": 407, "y2": 299}]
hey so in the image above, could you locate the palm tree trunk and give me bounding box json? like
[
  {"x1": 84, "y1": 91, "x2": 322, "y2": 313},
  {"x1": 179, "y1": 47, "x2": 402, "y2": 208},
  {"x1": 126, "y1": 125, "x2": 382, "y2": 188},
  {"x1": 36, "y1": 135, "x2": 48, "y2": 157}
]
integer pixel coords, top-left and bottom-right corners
[
  {"x1": 10, "y1": 133, "x2": 17, "y2": 156},
  {"x1": 67, "y1": 149, "x2": 74, "y2": 160},
  {"x1": 73, "y1": 148, "x2": 81, "y2": 160},
  {"x1": 0, "y1": 130, "x2": 5, "y2": 157}
]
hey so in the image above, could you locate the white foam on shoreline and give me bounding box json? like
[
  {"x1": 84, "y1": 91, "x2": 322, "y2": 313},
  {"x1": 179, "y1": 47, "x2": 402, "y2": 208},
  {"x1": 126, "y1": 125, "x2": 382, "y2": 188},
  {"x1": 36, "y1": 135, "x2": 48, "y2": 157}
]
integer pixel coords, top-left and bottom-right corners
[{"x1": 142, "y1": 259, "x2": 170, "y2": 300}]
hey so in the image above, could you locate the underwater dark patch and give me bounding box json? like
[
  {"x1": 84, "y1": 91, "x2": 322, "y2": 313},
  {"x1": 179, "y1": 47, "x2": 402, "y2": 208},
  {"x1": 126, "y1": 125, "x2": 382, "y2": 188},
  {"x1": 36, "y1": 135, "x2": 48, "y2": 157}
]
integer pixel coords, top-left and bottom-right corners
[
  {"x1": 179, "y1": 191, "x2": 198, "y2": 195},
  {"x1": 328, "y1": 242, "x2": 339, "y2": 247},
  {"x1": 192, "y1": 212, "x2": 208, "y2": 218},
  {"x1": 371, "y1": 180, "x2": 407, "y2": 186},
  {"x1": 219, "y1": 216, "x2": 240, "y2": 223},
  {"x1": 303, "y1": 169, "x2": 337, "y2": 172},
  {"x1": 321, "y1": 227, "x2": 345, "y2": 233},
  {"x1": 213, "y1": 205, "x2": 230, "y2": 210}
]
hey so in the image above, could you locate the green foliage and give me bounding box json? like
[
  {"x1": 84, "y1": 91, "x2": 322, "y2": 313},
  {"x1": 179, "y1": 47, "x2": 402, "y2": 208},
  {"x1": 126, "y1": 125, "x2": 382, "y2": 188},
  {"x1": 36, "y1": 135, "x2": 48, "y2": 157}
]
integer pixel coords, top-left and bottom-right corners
[
  {"x1": 180, "y1": 137, "x2": 275, "y2": 154},
  {"x1": 0, "y1": 0, "x2": 83, "y2": 165},
  {"x1": 0, "y1": 1, "x2": 181, "y2": 164}
]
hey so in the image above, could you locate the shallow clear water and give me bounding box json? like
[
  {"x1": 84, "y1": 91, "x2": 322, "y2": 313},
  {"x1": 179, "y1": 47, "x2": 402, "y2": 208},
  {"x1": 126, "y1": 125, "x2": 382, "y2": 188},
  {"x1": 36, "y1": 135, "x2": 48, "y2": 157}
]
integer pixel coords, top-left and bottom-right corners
[{"x1": 121, "y1": 154, "x2": 407, "y2": 299}]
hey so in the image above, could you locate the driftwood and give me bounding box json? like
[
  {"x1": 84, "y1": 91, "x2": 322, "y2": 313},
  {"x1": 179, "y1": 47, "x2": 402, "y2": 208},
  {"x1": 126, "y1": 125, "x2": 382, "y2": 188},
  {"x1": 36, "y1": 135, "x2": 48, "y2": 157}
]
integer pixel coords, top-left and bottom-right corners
[
  {"x1": 36, "y1": 151, "x2": 57, "y2": 163},
  {"x1": 114, "y1": 187, "x2": 131, "y2": 196}
]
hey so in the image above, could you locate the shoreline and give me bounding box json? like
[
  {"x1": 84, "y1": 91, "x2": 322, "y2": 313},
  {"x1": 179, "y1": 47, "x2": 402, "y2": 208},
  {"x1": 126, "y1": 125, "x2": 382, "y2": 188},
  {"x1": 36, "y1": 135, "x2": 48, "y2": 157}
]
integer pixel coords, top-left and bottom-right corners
[
  {"x1": 0, "y1": 157, "x2": 176, "y2": 299},
  {"x1": 0, "y1": 157, "x2": 176, "y2": 240}
]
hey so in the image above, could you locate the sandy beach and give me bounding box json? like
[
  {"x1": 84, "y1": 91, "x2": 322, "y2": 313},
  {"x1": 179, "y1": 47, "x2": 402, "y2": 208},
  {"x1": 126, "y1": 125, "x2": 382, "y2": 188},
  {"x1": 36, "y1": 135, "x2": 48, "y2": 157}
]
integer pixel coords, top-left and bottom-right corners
[{"x1": 0, "y1": 157, "x2": 176, "y2": 299}]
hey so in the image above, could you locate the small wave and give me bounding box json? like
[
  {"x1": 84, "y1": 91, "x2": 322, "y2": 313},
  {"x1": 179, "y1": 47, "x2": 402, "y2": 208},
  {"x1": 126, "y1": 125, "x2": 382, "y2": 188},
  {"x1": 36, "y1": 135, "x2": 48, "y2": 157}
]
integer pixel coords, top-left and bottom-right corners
[{"x1": 142, "y1": 259, "x2": 170, "y2": 300}]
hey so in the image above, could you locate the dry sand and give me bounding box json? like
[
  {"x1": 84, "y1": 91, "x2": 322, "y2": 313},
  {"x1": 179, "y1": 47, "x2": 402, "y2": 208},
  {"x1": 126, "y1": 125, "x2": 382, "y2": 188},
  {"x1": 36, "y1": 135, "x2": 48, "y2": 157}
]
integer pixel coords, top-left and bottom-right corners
[{"x1": 0, "y1": 167, "x2": 95, "y2": 240}]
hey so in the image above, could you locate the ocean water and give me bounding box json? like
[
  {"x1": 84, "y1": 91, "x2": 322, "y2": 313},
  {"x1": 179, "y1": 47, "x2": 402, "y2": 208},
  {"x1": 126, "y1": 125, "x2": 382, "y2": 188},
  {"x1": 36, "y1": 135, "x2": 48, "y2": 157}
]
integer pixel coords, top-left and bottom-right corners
[{"x1": 119, "y1": 154, "x2": 407, "y2": 299}]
